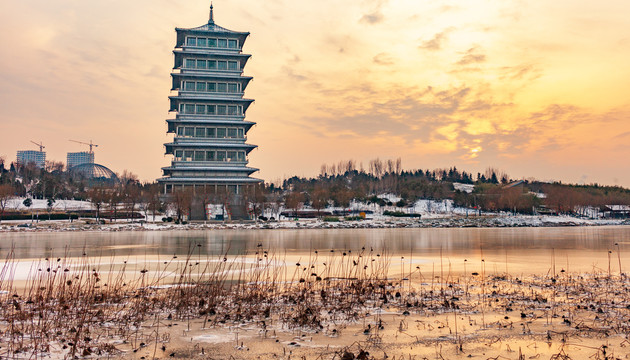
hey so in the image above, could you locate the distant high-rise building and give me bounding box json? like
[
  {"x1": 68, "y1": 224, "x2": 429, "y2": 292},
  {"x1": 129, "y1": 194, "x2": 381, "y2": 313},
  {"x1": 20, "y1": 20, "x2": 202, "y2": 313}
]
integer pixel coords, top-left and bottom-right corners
[
  {"x1": 16, "y1": 150, "x2": 46, "y2": 168},
  {"x1": 67, "y1": 151, "x2": 95, "y2": 169},
  {"x1": 158, "y1": 5, "x2": 261, "y2": 219}
]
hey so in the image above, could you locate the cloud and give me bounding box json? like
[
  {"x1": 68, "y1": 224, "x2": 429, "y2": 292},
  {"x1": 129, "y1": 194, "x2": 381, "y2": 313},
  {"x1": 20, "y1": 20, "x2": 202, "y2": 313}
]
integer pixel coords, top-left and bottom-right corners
[
  {"x1": 499, "y1": 64, "x2": 541, "y2": 81},
  {"x1": 322, "y1": 34, "x2": 358, "y2": 55},
  {"x1": 360, "y1": 0, "x2": 388, "y2": 24},
  {"x1": 419, "y1": 29, "x2": 453, "y2": 51},
  {"x1": 373, "y1": 52, "x2": 394, "y2": 65},
  {"x1": 456, "y1": 46, "x2": 486, "y2": 66},
  {"x1": 281, "y1": 65, "x2": 307, "y2": 81},
  {"x1": 438, "y1": 5, "x2": 459, "y2": 13},
  {"x1": 360, "y1": 11, "x2": 384, "y2": 24},
  {"x1": 302, "y1": 84, "x2": 472, "y2": 144},
  {"x1": 291, "y1": 73, "x2": 630, "y2": 172}
]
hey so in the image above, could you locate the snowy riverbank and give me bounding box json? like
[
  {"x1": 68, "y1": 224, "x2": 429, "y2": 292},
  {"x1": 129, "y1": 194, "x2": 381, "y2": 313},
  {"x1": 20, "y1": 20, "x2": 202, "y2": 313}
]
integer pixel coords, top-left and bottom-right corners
[{"x1": 1, "y1": 214, "x2": 628, "y2": 233}]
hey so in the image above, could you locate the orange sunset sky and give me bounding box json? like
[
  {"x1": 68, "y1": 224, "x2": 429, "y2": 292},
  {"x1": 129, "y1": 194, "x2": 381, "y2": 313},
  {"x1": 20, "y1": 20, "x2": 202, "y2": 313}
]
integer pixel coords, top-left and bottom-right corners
[{"x1": 1, "y1": 0, "x2": 629, "y2": 186}]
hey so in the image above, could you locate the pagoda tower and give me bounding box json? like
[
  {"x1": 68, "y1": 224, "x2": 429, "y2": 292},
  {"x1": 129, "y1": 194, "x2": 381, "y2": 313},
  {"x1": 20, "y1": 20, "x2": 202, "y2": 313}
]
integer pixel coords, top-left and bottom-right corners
[{"x1": 158, "y1": 5, "x2": 261, "y2": 219}]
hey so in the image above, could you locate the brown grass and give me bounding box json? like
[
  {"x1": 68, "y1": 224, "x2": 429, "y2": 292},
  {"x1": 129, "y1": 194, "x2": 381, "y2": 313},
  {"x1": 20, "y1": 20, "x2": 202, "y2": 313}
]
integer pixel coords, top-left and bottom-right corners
[{"x1": 1, "y1": 245, "x2": 629, "y2": 359}]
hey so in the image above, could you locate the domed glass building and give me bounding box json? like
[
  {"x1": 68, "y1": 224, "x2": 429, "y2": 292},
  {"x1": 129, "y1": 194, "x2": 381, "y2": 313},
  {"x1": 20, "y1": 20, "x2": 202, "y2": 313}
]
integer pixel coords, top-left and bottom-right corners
[{"x1": 68, "y1": 163, "x2": 119, "y2": 185}]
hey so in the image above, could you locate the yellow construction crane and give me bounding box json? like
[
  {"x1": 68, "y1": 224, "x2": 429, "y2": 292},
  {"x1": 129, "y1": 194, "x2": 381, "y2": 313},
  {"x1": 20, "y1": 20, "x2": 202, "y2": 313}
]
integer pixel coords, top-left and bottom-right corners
[
  {"x1": 30, "y1": 140, "x2": 45, "y2": 152},
  {"x1": 69, "y1": 139, "x2": 99, "y2": 154}
]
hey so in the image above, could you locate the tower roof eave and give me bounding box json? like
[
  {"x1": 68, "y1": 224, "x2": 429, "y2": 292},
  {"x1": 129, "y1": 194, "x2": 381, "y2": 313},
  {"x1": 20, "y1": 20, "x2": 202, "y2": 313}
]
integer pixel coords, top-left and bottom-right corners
[
  {"x1": 173, "y1": 49, "x2": 251, "y2": 58},
  {"x1": 165, "y1": 142, "x2": 257, "y2": 148},
  {"x1": 171, "y1": 73, "x2": 252, "y2": 81},
  {"x1": 175, "y1": 23, "x2": 250, "y2": 36},
  {"x1": 166, "y1": 119, "x2": 255, "y2": 125},
  {"x1": 169, "y1": 97, "x2": 254, "y2": 112},
  {"x1": 164, "y1": 142, "x2": 258, "y2": 154},
  {"x1": 161, "y1": 166, "x2": 259, "y2": 176}
]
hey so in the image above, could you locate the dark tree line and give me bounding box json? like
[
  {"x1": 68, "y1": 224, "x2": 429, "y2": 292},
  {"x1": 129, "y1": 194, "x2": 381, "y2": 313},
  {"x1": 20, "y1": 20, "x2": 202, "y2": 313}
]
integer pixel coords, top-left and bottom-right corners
[
  {"x1": 0, "y1": 158, "x2": 163, "y2": 221},
  {"x1": 3, "y1": 155, "x2": 630, "y2": 220},
  {"x1": 265, "y1": 159, "x2": 630, "y2": 217}
]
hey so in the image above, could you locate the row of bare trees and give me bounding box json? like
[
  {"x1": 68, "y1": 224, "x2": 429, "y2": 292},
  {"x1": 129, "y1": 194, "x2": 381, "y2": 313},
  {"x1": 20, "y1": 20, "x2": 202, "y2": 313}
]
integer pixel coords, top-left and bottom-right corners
[
  {"x1": 283, "y1": 162, "x2": 630, "y2": 217},
  {"x1": 451, "y1": 182, "x2": 630, "y2": 215},
  {"x1": 87, "y1": 183, "x2": 162, "y2": 222},
  {"x1": 319, "y1": 158, "x2": 404, "y2": 178},
  {"x1": 542, "y1": 184, "x2": 630, "y2": 214}
]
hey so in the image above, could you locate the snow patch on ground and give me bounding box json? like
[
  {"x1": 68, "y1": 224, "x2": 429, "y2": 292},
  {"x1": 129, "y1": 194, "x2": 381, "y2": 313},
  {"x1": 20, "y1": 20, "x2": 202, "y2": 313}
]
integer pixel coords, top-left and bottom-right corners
[
  {"x1": 5, "y1": 198, "x2": 92, "y2": 211},
  {"x1": 193, "y1": 332, "x2": 244, "y2": 344},
  {"x1": 453, "y1": 182, "x2": 474, "y2": 193},
  {"x1": 378, "y1": 193, "x2": 402, "y2": 203}
]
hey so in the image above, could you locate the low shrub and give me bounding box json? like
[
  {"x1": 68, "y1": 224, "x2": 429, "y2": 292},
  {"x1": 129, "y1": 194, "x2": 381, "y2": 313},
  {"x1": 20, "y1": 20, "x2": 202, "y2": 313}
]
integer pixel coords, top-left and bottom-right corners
[
  {"x1": 344, "y1": 216, "x2": 363, "y2": 221},
  {"x1": 1, "y1": 213, "x2": 79, "y2": 221},
  {"x1": 383, "y1": 210, "x2": 421, "y2": 218}
]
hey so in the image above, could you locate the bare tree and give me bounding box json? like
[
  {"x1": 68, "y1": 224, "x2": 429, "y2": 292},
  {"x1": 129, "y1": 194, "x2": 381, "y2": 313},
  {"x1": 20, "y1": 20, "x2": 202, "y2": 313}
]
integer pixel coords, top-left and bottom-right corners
[
  {"x1": 107, "y1": 188, "x2": 122, "y2": 222},
  {"x1": 484, "y1": 167, "x2": 509, "y2": 184},
  {"x1": 310, "y1": 187, "x2": 329, "y2": 218},
  {"x1": 266, "y1": 191, "x2": 283, "y2": 220},
  {"x1": 329, "y1": 163, "x2": 337, "y2": 176},
  {"x1": 0, "y1": 184, "x2": 14, "y2": 224},
  {"x1": 395, "y1": 157, "x2": 402, "y2": 175},
  {"x1": 285, "y1": 191, "x2": 304, "y2": 218},
  {"x1": 169, "y1": 188, "x2": 193, "y2": 222},
  {"x1": 45, "y1": 160, "x2": 64, "y2": 173},
  {"x1": 119, "y1": 170, "x2": 139, "y2": 185},
  {"x1": 369, "y1": 158, "x2": 383, "y2": 178},
  {"x1": 386, "y1": 159, "x2": 395, "y2": 174},
  {"x1": 320, "y1": 163, "x2": 328, "y2": 177},
  {"x1": 332, "y1": 187, "x2": 353, "y2": 215},
  {"x1": 137, "y1": 185, "x2": 161, "y2": 222},
  {"x1": 146, "y1": 185, "x2": 162, "y2": 221},
  {"x1": 122, "y1": 184, "x2": 141, "y2": 221},
  {"x1": 249, "y1": 183, "x2": 267, "y2": 220},
  {"x1": 88, "y1": 187, "x2": 108, "y2": 222},
  {"x1": 195, "y1": 186, "x2": 217, "y2": 221}
]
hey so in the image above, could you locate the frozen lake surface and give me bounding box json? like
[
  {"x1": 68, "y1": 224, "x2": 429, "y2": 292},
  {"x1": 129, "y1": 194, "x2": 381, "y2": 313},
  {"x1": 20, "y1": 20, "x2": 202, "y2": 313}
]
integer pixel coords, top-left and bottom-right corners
[{"x1": 2, "y1": 226, "x2": 630, "y2": 275}]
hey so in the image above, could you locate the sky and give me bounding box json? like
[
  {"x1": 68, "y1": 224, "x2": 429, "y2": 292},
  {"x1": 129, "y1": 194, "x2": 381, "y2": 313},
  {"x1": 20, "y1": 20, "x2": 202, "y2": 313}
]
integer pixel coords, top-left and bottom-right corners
[{"x1": 1, "y1": 0, "x2": 629, "y2": 186}]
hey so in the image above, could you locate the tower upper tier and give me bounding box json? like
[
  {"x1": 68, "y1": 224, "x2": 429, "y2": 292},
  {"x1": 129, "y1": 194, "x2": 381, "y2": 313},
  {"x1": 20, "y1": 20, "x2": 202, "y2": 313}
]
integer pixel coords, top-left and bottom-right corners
[{"x1": 174, "y1": 15, "x2": 250, "y2": 51}]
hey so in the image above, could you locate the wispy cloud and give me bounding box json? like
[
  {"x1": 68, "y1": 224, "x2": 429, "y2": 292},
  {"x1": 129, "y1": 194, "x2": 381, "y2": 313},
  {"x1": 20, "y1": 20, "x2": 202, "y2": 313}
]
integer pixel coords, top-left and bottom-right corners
[
  {"x1": 360, "y1": 11, "x2": 384, "y2": 24},
  {"x1": 499, "y1": 64, "x2": 540, "y2": 81},
  {"x1": 419, "y1": 28, "x2": 453, "y2": 51},
  {"x1": 373, "y1": 52, "x2": 394, "y2": 65},
  {"x1": 359, "y1": 0, "x2": 388, "y2": 24},
  {"x1": 456, "y1": 46, "x2": 486, "y2": 66}
]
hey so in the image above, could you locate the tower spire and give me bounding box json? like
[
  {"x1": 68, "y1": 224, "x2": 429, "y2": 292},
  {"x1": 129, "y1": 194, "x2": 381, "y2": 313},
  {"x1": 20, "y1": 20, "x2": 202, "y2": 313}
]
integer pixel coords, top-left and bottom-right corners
[{"x1": 209, "y1": 2, "x2": 214, "y2": 24}]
